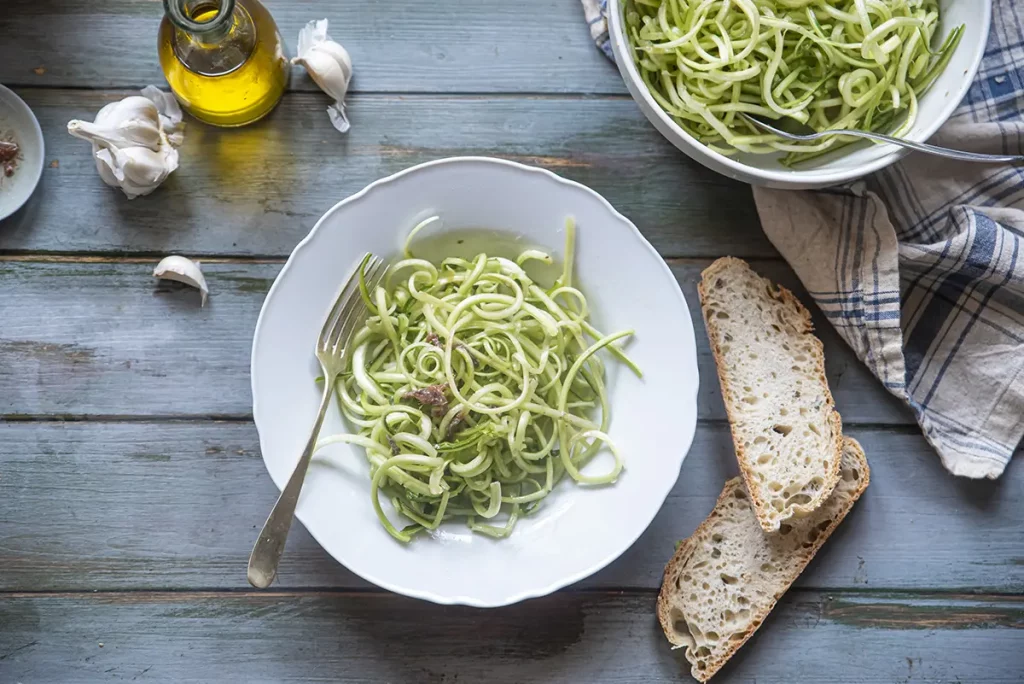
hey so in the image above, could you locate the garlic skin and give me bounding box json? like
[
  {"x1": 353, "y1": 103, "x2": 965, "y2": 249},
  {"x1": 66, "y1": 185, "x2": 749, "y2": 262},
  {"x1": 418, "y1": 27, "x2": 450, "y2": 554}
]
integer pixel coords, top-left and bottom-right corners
[
  {"x1": 140, "y1": 86, "x2": 185, "y2": 147},
  {"x1": 153, "y1": 256, "x2": 209, "y2": 307},
  {"x1": 67, "y1": 86, "x2": 184, "y2": 199},
  {"x1": 292, "y1": 19, "x2": 353, "y2": 133}
]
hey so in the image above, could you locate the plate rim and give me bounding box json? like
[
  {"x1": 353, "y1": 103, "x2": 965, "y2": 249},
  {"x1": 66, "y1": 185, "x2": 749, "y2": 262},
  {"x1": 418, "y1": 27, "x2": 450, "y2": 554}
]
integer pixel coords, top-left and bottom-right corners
[
  {"x1": 0, "y1": 83, "x2": 45, "y2": 221},
  {"x1": 250, "y1": 156, "x2": 700, "y2": 606}
]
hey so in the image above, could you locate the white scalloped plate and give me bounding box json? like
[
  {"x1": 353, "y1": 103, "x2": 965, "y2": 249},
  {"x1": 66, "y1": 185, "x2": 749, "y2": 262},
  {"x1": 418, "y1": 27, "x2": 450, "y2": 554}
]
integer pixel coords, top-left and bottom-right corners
[{"x1": 251, "y1": 157, "x2": 699, "y2": 607}]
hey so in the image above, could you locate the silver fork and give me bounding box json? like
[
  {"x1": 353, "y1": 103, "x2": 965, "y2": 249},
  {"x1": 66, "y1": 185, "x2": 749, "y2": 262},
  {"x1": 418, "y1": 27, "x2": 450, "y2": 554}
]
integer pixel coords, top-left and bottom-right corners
[
  {"x1": 247, "y1": 253, "x2": 385, "y2": 589},
  {"x1": 740, "y1": 113, "x2": 1024, "y2": 164}
]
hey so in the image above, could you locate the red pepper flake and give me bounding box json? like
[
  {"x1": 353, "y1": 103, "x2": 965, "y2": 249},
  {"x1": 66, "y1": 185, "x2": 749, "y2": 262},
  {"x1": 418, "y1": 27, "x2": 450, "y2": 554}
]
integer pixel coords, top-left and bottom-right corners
[{"x1": 425, "y1": 332, "x2": 442, "y2": 348}]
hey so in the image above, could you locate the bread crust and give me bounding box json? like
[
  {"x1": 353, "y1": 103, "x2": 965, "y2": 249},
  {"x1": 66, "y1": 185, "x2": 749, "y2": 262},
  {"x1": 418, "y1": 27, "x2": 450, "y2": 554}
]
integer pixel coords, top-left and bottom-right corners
[
  {"x1": 698, "y1": 257, "x2": 844, "y2": 531},
  {"x1": 657, "y1": 438, "x2": 870, "y2": 682}
]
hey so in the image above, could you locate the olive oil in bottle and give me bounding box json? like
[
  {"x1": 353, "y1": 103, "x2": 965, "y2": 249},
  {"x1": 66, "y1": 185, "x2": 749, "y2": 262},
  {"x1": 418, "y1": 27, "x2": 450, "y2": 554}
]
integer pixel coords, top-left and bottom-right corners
[{"x1": 158, "y1": 0, "x2": 289, "y2": 127}]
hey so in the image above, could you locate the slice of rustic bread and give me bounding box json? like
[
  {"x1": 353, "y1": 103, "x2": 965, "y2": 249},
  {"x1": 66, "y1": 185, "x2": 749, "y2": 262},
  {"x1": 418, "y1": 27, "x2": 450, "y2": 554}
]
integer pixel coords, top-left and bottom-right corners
[
  {"x1": 699, "y1": 257, "x2": 843, "y2": 531},
  {"x1": 657, "y1": 438, "x2": 870, "y2": 682}
]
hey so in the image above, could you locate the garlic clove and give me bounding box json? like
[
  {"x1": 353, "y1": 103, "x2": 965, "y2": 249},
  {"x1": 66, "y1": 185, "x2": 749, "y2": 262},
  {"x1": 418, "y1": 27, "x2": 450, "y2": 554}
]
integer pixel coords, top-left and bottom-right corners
[
  {"x1": 292, "y1": 19, "x2": 353, "y2": 134},
  {"x1": 67, "y1": 86, "x2": 184, "y2": 199},
  {"x1": 141, "y1": 85, "x2": 183, "y2": 124},
  {"x1": 153, "y1": 256, "x2": 209, "y2": 306},
  {"x1": 141, "y1": 85, "x2": 184, "y2": 147},
  {"x1": 92, "y1": 97, "x2": 164, "y2": 150},
  {"x1": 93, "y1": 146, "x2": 177, "y2": 199},
  {"x1": 312, "y1": 41, "x2": 353, "y2": 96},
  {"x1": 294, "y1": 49, "x2": 351, "y2": 133},
  {"x1": 294, "y1": 49, "x2": 348, "y2": 101},
  {"x1": 92, "y1": 149, "x2": 123, "y2": 189},
  {"x1": 317, "y1": 40, "x2": 352, "y2": 69},
  {"x1": 123, "y1": 147, "x2": 178, "y2": 197}
]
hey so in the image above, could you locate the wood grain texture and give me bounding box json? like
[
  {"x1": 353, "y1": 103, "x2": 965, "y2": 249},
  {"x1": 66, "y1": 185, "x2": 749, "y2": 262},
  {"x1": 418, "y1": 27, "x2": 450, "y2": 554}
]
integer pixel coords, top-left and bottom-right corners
[
  {"x1": 1, "y1": 421, "x2": 1019, "y2": 593},
  {"x1": 2, "y1": 0, "x2": 1020, "y2": 679},
  {"x1": 0, "y1": 591, "x2": 1020, "y2": 683},
  {"x1": 0, "y1": 260, "x2": 909, "y2": 423},
  {"x1": 0, "y1": 89, "x2": 769, "y2": 258},
  {"x1": 0, "y1": 0, "x2": 626, "y2": 95}
]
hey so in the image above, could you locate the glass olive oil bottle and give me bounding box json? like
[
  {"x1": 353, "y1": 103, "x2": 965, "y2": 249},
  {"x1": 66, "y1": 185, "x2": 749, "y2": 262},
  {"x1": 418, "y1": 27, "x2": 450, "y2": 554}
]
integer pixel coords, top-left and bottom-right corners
[{"x1": 158, "y1": 0, "x2": 288, "y2": 127}]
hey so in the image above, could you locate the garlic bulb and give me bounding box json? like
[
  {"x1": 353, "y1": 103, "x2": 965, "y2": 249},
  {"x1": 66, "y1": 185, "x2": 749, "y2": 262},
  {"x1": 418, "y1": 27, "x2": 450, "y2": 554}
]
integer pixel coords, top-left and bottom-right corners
[
  {"x1": 67, "y1": 86, "x2": 184, "y2": 199},
  {"x1": 153, "y1": 255, "x2": 209, "y2": 306},
  {"x1": 292, "y1": 19, "x2": 353, "y2": 133}
]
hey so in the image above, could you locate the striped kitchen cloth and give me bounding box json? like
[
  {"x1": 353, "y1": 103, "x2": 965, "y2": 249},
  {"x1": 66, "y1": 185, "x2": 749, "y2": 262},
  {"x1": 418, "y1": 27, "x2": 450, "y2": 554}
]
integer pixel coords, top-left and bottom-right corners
[{"x1": 583, "y1": 0, "x2": 1024, "y2": 478}]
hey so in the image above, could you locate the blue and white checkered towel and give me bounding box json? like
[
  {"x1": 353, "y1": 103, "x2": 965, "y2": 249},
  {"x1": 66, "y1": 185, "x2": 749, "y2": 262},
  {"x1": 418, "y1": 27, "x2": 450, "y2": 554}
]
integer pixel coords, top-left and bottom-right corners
[{"x1": 584, "y1": 0, "x2": 1023, "y2": 478}]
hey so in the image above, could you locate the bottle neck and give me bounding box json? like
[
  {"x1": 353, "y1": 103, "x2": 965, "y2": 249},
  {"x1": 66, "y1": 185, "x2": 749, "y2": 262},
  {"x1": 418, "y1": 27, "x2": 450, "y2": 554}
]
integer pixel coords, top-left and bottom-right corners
[
  {"x1": 164, "y1": 0, "x2": 256, "y2": 77},
  {"x1": 164, "y1": 0, "x2": 236, "y2": 39}
]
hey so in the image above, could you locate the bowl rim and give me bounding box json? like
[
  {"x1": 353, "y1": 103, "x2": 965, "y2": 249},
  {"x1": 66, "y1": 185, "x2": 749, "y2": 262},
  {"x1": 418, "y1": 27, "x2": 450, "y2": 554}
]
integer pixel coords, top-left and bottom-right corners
[
  {"x1": 0, "y1": 84, "x2": 45, "y2": 221},
  {"x1": 250, "y1": 156, "x2": 700, "y2": 606},
  {"x1": 607, "y1": 0, "x2": 993, "y2": 186}
]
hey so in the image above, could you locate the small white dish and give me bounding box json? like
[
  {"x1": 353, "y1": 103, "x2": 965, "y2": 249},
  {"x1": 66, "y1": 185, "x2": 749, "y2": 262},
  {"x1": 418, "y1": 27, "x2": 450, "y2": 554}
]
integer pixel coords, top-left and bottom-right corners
[
  {"x1": 608, "y1": 0, "x2": 992, "y2": 188},
  {"x1": 251, "y1": 157, "x2": 699, "y2": 607},
  {"x1": 0, "y1": 84, "x2": 44, "y2": 220}
]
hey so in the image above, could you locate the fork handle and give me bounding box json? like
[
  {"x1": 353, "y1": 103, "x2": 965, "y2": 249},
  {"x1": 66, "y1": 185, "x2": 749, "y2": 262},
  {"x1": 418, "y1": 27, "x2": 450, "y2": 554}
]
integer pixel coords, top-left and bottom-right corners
[
  {"x1": 827, "y1": 129, "x2": 1024, "y2": 163},
  {"x1": 247, "y1": 376, "x2": 335, "y2": 588}
]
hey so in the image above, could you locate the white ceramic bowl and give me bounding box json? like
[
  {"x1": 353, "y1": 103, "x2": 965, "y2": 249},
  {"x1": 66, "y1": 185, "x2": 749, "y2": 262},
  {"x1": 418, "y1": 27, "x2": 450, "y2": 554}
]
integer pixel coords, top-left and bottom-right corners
[
  {"x1": 608, "y1": 0, "x2": 992, "y2": 189},
  {"x1": 0, "y1": 84, "x2": 44, "y2": 221},
  {"x1": 251, "y1": 157, "x2": 699, "y2": 607}
]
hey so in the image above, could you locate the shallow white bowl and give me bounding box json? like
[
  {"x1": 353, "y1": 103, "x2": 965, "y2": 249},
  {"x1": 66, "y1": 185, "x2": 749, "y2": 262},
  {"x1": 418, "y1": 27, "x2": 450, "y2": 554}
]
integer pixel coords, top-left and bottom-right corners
[
  {"x1": 608, "y1": 0, "x2": 992, "y2": 189},
  {"x1": 251, "y1": 157, "x2": 699, "y2": 607},
  {"x1": 0, "y1": 85, "x2": 44, "y2": 221}
]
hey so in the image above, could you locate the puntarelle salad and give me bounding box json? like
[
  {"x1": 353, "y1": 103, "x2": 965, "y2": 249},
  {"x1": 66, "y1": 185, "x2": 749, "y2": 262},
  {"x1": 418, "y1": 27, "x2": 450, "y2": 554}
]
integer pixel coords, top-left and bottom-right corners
[
  {"x1": 315, "y1": 218, "x2": 641, "y2": 542},
  {"x1": 625, "y1": 0, "x2": 964, "y2": 164}
]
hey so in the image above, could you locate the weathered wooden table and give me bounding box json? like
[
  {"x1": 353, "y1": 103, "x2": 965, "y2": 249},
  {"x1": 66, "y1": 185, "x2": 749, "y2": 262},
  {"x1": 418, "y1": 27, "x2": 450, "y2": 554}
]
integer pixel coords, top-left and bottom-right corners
[{"x1": 1, "y1": 1, "x2": 1021, "y2": 681}]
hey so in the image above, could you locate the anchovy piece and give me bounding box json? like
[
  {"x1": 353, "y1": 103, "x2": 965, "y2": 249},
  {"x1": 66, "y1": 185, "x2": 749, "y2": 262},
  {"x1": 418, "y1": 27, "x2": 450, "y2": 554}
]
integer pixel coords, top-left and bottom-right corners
[{"x1": 403, "y1": 384, "x2": 449, "y2": 418}]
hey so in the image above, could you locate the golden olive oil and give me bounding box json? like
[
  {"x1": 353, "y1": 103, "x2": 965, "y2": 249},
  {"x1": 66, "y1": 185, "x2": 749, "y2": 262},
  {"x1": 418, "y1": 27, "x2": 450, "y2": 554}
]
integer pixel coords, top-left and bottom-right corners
[{"x1": 158, "y1": 0, "x2": 288, "y2": 127}]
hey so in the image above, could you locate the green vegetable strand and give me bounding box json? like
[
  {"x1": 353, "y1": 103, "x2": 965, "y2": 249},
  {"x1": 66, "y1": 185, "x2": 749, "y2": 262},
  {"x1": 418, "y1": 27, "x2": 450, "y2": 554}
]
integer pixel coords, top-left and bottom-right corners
[
  {"x1": 315, "y1": 218, "x2": 641, "y2": 542},
  {"x1": 626, "y1": 0, "x2": 963, "y2": 165}
]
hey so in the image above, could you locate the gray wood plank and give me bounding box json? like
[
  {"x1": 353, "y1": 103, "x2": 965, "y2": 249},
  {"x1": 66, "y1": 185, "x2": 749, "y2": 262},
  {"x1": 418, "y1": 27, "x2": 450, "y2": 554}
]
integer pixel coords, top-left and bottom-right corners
[
  {"x1": 1, "y1": 421, "x2": 1019, "y2": 593},
  {"x1": 0, "y1": 591, "x2": 1020, "y2": 682},
  {"x1": 0, "y1": 0, "x2": 625, "y2": 94},
  {"x1": 0, "y1": 89, "x2": 769, "y2": 258},
  {"x1": 0, "y1": 260, "x2": 908, "y2": 423}
]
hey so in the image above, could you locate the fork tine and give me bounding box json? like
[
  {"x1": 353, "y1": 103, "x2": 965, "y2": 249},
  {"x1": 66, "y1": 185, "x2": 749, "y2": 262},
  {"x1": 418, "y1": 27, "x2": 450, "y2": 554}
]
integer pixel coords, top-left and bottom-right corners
[
  {"x1": 327, "y1": 304, "x2": 374, "y2": 363},
  {"x1": 325, "y1": 257, "x2": 385, "y2": 354},
  {"x1": 740, "y1": 113, "x2": 815, "y2": 141},
  {"x1": 318, "y1": 253, "x2": 372, "y2": 347},
  {"x1": 319, "y1": 255, "x2": 376, "y2": 352},
  {"x1": 327, "y1": 260, "x2": 385, "y2": 354}
]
